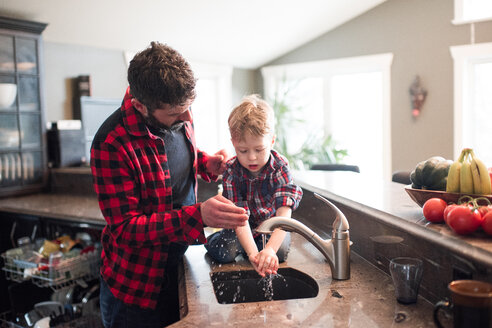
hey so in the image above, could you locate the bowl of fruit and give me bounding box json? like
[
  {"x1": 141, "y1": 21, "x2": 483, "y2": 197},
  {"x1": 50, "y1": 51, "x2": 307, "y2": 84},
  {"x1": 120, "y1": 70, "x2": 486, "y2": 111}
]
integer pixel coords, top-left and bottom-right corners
[
  {"x1": 408, "y1": 148, "x2": 492, "y2": 236},
  {"x1": 403, "y1": 187, "x2": 488, "y2": 207},
  {"x1": 406, "y1": 149, "x2": 492, "y2": 207}
]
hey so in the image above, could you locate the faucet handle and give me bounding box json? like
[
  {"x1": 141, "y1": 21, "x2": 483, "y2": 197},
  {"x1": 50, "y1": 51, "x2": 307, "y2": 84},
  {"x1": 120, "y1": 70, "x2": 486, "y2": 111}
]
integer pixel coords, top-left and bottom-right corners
[{"x1": 314, "y1": 193, "x2": 349, "y2": 232}]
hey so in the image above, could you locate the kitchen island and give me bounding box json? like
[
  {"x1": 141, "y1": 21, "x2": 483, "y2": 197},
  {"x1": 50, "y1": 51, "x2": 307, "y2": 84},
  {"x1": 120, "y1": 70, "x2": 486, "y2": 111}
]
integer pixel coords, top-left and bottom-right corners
[
  {"x1": 290, "y1": 170, "x2": 492, "y2": 305},
  {"x1": 0, "y1": 168, "x2": 490, "y2": 327},
  {"x1": 170, "y1": 233, "x2": 442, "y2": 327}
]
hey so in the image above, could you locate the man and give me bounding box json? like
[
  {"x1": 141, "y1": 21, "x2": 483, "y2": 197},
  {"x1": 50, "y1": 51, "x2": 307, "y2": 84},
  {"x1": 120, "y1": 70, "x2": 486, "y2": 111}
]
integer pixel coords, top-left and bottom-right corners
[{"x1": 90, "y1": 41, "x2": 248, "y2": 328}]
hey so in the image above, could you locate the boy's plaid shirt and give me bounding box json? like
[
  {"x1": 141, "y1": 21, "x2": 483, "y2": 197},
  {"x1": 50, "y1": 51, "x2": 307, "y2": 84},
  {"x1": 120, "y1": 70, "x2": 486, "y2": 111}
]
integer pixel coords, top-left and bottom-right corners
[{"x1": 222, "y1": 149, "x2": 303, "y2": 231}]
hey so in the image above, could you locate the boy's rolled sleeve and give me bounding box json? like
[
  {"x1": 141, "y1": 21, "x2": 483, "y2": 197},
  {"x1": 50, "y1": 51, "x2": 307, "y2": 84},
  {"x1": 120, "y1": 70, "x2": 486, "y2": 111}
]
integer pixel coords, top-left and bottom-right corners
[
  {"x1": 274, "y1": 184, "x2": 303, "y2": 211},
  {"x1": 272, "y1": 164, "x2": 303, "y2": 211}
]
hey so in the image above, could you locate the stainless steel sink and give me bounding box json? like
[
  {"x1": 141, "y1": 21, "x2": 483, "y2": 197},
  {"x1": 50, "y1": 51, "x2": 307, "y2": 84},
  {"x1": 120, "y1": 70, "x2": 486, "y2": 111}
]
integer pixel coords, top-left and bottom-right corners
[{"x1": 210, "y1": 267, "x2": 319, "y2": 304}]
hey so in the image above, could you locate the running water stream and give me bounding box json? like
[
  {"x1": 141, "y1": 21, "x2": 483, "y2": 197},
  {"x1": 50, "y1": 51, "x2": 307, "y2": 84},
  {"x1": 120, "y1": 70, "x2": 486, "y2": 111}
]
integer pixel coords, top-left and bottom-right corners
[{"x1": 258, "y1": 234, "x2": 286, "y2": 300}]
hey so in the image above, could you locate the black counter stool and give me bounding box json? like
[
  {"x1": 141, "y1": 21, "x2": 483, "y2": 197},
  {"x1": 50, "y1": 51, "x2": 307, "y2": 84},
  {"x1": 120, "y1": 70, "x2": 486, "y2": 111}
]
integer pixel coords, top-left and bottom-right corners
[
  {"x1": 391, "y1": 171, "x2": 411, "y2": 185},
  {"x1": 310, "y1": 164, "x2": 360, "y2": 173}
]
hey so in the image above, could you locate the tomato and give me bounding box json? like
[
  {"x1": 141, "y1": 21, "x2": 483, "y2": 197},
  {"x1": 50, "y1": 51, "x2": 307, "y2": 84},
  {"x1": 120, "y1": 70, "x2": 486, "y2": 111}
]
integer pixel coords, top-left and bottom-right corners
[
  {"x1": 446, "y1": 205, "x2": 483, "y2": 235},
  {"x1": 422, "y1": 198, "x2": 447, "y2": 223},
  {"x1": 478, "y1": 205, "x2": 492, "y2": 218},
  {"x1": 482, "y1": 211, "x2": 492, "y2": 236},
  {"x1": 443, "y1": 204, "x2": 459, "y2": 223}
]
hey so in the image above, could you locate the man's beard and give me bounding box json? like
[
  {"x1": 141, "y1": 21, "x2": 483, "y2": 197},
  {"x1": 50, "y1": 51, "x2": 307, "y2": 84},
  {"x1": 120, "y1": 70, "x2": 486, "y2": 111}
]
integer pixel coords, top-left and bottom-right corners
[{"x1": 144, "y1": 111, "x2": 184, "y2": 132}]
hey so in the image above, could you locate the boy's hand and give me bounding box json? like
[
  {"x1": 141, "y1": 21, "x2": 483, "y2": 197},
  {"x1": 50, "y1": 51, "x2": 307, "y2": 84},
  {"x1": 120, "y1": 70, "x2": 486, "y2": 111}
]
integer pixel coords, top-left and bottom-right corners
[
  {"x1": 254, "y1": 247, "x2": 279, "y2": 277},
  {"x1": 248, "y1": 253, "x2": 263, "y2": 276},
  {"x1": 248, "y1": 252, "x2": 259, "y2": 268}
]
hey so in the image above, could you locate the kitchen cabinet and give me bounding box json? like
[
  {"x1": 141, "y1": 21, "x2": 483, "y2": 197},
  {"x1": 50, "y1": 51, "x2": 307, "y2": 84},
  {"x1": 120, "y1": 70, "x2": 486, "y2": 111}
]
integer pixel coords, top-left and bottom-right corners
[{"x1": 0, "y1": 16, "x2": 48, "y2": 197}]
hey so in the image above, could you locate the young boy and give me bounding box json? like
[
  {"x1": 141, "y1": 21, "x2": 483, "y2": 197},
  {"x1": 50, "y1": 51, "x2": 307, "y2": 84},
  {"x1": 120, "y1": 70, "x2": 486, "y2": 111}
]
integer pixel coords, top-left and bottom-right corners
[{"x1": 205, "y1": 94, "x2": 303, "y2": 277}]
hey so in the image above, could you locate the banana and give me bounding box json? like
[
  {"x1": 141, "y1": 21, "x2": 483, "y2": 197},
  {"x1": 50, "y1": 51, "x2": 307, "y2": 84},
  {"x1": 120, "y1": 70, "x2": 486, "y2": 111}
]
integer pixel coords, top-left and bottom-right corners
[
  {"x1": 446, "y1": 161, "x2": 462, "y2": 192},
  {"x1": 476, "y1": 157, "x2": 491, "y2": 195},
  {"x1": 446, "y1": 148, "x2": 467, "y2": 193},
  {"x1": 446, "y1": 148, "x2": 490, "y2": 195},
  {"x1": 471, "y1": 156, "x2": 483, "y2": 194},
  {"x1": 460, "y1": 150, "x2": 474, "y2": 194},
  {"x1": 470, "y1": 149, "x2": 492, "y2": 195}
]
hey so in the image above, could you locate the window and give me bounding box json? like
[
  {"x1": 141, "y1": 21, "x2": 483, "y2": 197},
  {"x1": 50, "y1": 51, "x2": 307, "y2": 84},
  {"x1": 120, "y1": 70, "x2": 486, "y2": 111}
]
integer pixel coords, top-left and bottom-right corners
[
  {"x1": 450, "y1": 42, "x2": 492, "y2": 163},
  {"x1": 262, "y1": 53, "x2": 393, "y2": 182},
  {"x1": 330, "y1": 72, "x2": 384, "y2": 180},
  {"x1": 454, "y1": 0, "x2": 492, "y2": 24},
  {"x1": 190, "y1": 62, "x2": 233, "y2": 154}
]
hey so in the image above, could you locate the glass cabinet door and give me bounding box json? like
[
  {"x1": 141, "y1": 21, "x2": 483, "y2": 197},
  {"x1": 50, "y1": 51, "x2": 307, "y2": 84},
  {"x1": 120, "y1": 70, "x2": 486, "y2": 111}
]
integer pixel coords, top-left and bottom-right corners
[
  {"x1": 0, "y1": 113, "x2": 20, "y2": 149},
  {"x1": 0, "y1": 16, "x2": 47, "y2": 196},
  {"x1": 0, "y1": 152, "x2": 22, "y2": 187},
  {"x1": 15, "y1": 37, "x2": 37, "y2": 74},
  {"x1": 0, "y1": 34, "x2": 15, "y2": 73},
  {"x1": 0, "y1": 151, "x2": 43, "y2": 187},
  {"x1": 23, "y1": 151, "x2": 43, "y2": 183},
  {"x1": 20, "y1": 113, "x2": 41, "y2": 148},
  {"x1": 18, "y1": 75, "x2": 39, "y2": 112},
  {"x1": 0, "y1": 35, "x2": 17, "y2": 111},
  {"x1": 0, "y1": 74, "x2": 17, "y2": 111}
]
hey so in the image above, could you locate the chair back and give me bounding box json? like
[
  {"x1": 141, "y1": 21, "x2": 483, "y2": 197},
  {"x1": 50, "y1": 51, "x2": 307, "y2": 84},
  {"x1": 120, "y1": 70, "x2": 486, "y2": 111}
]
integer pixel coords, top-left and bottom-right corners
[
  {"x1": 392, "y1": 171, "x2": 411, "y2": 184},
  {"x1": 310, "y1": 164, "x2": 360, "y2": 173}
]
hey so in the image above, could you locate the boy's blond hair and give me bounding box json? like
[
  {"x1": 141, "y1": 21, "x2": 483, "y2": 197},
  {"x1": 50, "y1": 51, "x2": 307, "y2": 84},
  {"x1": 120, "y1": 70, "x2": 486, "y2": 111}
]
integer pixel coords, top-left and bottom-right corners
[{"x1": 228, "y1": 94, "x2": 275, "y2": 141}]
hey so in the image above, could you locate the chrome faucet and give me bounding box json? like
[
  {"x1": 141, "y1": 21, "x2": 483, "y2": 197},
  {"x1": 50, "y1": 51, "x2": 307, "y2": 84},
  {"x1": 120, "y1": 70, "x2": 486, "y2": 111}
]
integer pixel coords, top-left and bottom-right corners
[{"x1": 256, "y1": 193, "x2": 350, "y2": 280}]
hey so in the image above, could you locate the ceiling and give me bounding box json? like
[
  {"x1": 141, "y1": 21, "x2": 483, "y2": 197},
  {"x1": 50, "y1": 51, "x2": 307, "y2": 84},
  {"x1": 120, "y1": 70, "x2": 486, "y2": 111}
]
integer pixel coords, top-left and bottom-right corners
[{"x1": 1, "y1": 0, "x2": 386, "y2": 69}]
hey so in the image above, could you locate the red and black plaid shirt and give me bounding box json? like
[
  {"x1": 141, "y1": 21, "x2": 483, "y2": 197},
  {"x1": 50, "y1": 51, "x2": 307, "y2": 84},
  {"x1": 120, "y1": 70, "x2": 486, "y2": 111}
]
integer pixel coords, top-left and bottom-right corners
[
  {"x1": 222, "y1": 150, "x2": 303, "y2": 231},
  {"x1": 90, "y1": 88, "x2": 212, "y2": 309}
]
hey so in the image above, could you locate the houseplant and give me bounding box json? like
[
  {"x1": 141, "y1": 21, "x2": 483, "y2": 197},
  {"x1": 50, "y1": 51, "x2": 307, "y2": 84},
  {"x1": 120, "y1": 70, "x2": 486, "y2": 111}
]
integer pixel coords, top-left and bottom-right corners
[{"x1": 270, "y1": 80, "x2": 348, "y2": 170}]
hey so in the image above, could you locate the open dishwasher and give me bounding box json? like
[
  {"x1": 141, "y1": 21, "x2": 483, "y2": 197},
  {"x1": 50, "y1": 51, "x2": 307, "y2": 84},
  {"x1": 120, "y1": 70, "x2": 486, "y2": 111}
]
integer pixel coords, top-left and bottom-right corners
[{"x1": 1, "y1": 221, "x2": 103, "y2": 328}]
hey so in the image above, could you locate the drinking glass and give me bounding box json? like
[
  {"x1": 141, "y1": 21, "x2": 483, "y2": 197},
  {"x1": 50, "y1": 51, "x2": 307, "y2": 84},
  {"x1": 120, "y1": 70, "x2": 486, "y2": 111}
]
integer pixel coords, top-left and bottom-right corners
[{"x1": 389, "y1": 257, "x2": 423, "y2": 304}]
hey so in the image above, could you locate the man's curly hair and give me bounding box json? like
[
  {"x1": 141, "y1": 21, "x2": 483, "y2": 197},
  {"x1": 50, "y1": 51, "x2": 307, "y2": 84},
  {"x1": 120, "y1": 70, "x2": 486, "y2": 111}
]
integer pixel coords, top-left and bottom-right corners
[{"x1": 128, "y1": 41, "x2": 196, "y2": 110}]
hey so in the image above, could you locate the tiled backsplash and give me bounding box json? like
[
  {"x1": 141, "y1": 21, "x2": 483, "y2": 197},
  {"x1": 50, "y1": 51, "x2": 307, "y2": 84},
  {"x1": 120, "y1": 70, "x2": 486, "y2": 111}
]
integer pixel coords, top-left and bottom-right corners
[{"x1": 49, "y1": 166, "x2": 96, "y2": 195}]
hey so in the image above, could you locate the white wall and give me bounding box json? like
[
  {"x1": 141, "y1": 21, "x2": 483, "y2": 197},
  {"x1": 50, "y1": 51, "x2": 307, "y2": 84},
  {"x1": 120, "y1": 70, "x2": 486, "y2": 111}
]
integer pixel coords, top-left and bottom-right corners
[{"x1": 43, "y1": 42, "x2": 127, "y2": 122}]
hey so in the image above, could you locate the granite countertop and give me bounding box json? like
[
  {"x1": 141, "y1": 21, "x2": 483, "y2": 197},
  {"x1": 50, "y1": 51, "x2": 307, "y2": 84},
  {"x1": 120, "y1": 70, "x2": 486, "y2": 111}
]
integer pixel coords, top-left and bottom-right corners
[
  {"x1": 0, "y1": 187, "x2": 445, "y2": 327},
  {"x1": 0, "y1": 166, "x2": 104, "y2": 226},
  {"x1": 0, "y1": 169, "x2": 488, "y2": 327},
  {"x1": 171, "y1": 233, "x2": 444, "y2": 327},
  {"x1": 3, "y1": 169, "x2": 488, "y2": 258},
  {"x1": 0, "y1": 192, "x2": 104, "y2": 226},
  {"x1": 291, "y1": 170, "x2": 492, "y2": 264}
]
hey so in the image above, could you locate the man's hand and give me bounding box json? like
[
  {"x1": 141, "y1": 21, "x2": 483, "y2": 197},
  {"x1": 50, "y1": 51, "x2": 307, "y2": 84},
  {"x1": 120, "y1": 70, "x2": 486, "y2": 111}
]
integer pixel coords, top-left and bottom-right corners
[
  {"x1": 206, "y1": 149, "x2": 231, "y2": 176},
  {"x1": 201, "y1": 194, "x2": 248, "y2": 229}
]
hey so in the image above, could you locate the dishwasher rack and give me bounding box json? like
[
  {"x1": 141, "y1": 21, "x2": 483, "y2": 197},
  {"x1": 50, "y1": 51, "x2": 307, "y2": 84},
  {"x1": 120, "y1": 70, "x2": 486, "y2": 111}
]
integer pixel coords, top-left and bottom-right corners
[{"x1": 1, "y1": 244, "x2": 101, "y2": 290}]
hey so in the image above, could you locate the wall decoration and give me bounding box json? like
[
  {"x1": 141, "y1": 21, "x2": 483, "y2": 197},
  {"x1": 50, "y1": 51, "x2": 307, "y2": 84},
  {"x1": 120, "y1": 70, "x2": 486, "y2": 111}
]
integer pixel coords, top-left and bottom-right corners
[{"x1": 409, "y1": 76, "x2": 427, "y2": 118}]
